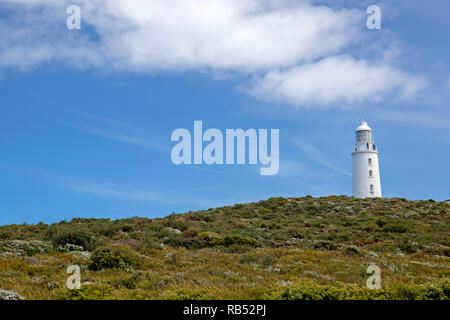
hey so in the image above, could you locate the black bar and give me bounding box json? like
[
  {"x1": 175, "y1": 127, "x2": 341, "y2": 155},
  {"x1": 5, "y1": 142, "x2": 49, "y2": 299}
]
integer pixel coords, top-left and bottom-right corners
[{"x1": 1, "y1": 300, "x2": 446, "y2": 319}]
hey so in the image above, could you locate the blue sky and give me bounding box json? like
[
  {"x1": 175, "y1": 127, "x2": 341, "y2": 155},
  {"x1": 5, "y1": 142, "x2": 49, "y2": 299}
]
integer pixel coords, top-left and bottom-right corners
[{"x1": 0, "y1": 0, "x2": 449, "y2": 225}]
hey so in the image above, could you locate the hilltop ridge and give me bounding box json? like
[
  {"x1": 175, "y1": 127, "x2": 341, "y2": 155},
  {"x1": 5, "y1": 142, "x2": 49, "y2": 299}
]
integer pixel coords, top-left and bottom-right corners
[{"x1": 0, "y1": 196, "x2": 449, "y2": 300}]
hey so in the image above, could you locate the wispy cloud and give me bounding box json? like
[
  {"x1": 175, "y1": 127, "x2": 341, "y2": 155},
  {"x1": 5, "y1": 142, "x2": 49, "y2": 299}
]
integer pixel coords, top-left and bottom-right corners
[
  {"x1": 280, "y1": 176, "x2": 329, "y2": 193},
  {"x1": 0, "y1": 163, "x2": 216, "y2": 207},
  {"x1": 56, "y1": 108, "x2": 169, "y2": 152},
  {"x1": 274, "y1": 159, "x2": 330, "y2": 193},
  {"x1": 294, "y1": 139, "x2": 351, "y2": 176},
  {"x1": 68, "y1": 180, "x2": 214, "y2": 207}
]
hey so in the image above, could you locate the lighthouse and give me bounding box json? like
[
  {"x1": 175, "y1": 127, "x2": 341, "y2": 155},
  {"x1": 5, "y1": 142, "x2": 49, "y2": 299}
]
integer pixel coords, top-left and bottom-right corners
[{"x1": 352, "y1": 121, "x2": 382, "y2": 198}]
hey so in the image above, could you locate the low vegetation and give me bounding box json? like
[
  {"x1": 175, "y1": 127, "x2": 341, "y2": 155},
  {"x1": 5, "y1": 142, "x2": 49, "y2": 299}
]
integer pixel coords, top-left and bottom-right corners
[{"x1": 0, "y1": 196, "x2": 448, "y2": 300}]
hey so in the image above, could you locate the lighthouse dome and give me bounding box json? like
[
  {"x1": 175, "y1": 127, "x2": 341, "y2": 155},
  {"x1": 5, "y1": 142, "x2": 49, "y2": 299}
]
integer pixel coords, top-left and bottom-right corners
[{"x1": 356, "y1": 121, "x2": 371, "y2": 131}]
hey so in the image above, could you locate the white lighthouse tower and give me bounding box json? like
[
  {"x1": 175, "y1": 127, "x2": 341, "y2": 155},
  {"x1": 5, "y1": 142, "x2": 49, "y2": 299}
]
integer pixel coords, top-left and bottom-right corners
[{"x1": 352, "y1": 121, "x2": 382, "y2": 198}]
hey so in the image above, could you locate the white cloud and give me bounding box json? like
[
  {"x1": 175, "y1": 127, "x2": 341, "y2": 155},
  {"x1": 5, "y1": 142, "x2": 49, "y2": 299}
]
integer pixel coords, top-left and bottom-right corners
[
  {"x1": 0, "y1": 0, "x2": 427, "y2": 106},
  {"x1": 248, "y1": 55, "x2": 427, "y2": 106},
  {"x1": 1, "y1": 0, "x2": 361, "y2": 71}
]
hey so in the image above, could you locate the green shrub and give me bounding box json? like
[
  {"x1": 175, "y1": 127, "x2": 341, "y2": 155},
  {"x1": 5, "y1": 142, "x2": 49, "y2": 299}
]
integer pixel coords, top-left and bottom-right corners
[
  {"x1": 190, "y1": 233, "x2": 259, "y2": 249},
  {"x1": 197, "y1": 231, "x2": 223, "y2": 247},
  {"x1": 121, "y1": 224, "x2": 135, "y2": 232},
  {"x1": 116, "y1": 272, "x2": 145, "y2": 289},
  {"x1": 98, "y1": 225, "x2": 121, "y2": 237},
  {"x1": 399, "y1": 240, "x2": 418, "y2": 254},
  {"x1": 375, "y1": 218, "x2": 388, "y2": 228},
  {"x1": 165, "y1": 219, "x2": 188, "y2": 232},
  {"x1": 288, "y1": 229, "x2": 304, "y2": 239},
  {"x1": 0, "y1": 230, "x2": 12, "y2": 240},
  {"x1": 443, "y1": 247, "x2": 450, "y2": 257},
  {"x1": 163, "y1": 234, "x2": 184, "y2": 247},
  {"x1": 223, "y1": 235, "x2": 258, "y2": 247},
  {"x1": 262, "y1": 254, "x2": 277, "y2": 266},
  {"x1": 58, "y1": 283, "x2": 113, "y2": 300},
  {"x1": 281, "y1": 284, "x2": 364, "y2": 300},
  {"x1": 382, "y1": 224, "x2": 408, "y2": 233},
  {"x1": 279, "y1": 282, "x2": 450, "y2": 300},
  {"x1": 23, "y1": 245, "x2": 41, "y2": 256},
  {"x1": 182, "y1": 229, "x2": 198, "y2": 238},
  {"x1": 51, "y1": 230, "x2": 96, "y2": 251},
  {"x1": 313, "y1": 240, "x2": 337, "y2": 251},
  {"x1": 344, "y1": 245, "x2": 361, "y2": 255},
  {"x1": 88, "y1": 246, "x2": 139, "y2": 271}
]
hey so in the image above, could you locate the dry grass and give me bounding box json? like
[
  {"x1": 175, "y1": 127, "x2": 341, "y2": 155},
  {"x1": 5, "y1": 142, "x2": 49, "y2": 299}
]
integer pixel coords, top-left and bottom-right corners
[{"x1": 0, "y1": 196, "x2": 448, "y2": 300}]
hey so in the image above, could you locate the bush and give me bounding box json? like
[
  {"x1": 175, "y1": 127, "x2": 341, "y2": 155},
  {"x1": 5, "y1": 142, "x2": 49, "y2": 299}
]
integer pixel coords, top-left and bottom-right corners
[
  {"x1": 184, "y1": 233, "x2": 259, "y2": 249},
  {"x1": 0, "y1": 230, "x2": 12, "y2": 240},
  {"x1": 375, "y1": 218, "x2": 388, "y2": 228},
  {"x1": 288, "y1": 229, "x2": 304, "y2": 239},
  {"x1": 313, "y1": 240, "x2": 337, "y2": 251},
  {"x1": 400, "y1": 240, "x2": 418, "y2": 254},
  {"x1": 163, "y1": 234, "x2": 184, "y2": 247},
  {"x1": 165, "y1": 219, "x2": 188, "y2": 232},
  {"x1": 344, "y1": 245, "x2": 361, "y2": 255},
  {"x1": 58, "y1": 283, "x2": 113, "y2": 300},
  {"x1": 279, "y1": 282, "x2": 450, "y2": 300},
  {"x1": 443, "y1": 247, "x2": 450, "y2": 257},
  {"x1": 88, "y1": 246, "x2": 139, "y2": 271},
  {"x1": 121, "y1": 224, "x2": 134, "y2": 233},
  {"x1": 51, "y1": 230, "x2": 96, "y2": 251},
  {"x1": 382, "y1": 224, "x2": 408, "y2": 233},
  {"x1": 197, "y1": 231, "x2": 223, "y2": 247},
  {"x1": 223, "y1": 235, "x2": 258, "y2": 247},
  {"x1": 115, "y1": 272, "x2": 145, "y2": 289},
  {"x1": 281, "y1": 284, "x2": 366, "y2": 300},
  {"x1": 98, "y1": 225, "x2": 121, "y2": 237},
  {"x1": 182, "y1": 229, "x2": 198, "y2": 238}
]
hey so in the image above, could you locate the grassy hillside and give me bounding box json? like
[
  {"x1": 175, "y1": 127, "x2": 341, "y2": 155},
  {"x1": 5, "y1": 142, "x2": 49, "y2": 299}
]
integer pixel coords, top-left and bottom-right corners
[{"x1": 0, "y1": 196, "x2": 449, "y2": 300}]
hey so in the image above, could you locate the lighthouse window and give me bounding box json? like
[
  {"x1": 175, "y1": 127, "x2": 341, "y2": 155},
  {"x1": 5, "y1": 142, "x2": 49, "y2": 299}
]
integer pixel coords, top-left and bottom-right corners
[
  {"x1": 367, "y1": 142, "x2": 369, "y2": 150},
  {"x1": 368, "y1": 158, "x2": 372, "y2": 165},
  {"x1": 357, "y1": 131, "x2": 372, "y2": 142},
  {"x1": 373, "y1": 144, "x2": 376, "y2": 150},
  {"x1": 369, "y1": 170, "x2": 373, "y2": 177},
  {"x1": 370, "y1": 184, "x2": 374, "y2": 194}
]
